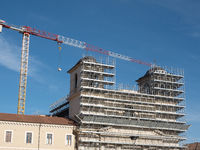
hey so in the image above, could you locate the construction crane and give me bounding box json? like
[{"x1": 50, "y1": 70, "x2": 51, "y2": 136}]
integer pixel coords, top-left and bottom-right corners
[{"x1": 0, "y1": 19, "x2": 151, "y2": 115}]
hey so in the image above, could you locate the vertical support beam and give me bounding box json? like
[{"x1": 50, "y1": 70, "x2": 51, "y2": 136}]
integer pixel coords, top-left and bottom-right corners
[{"x1": 17, "y1": 33, "x2": 30, "y2": 114}]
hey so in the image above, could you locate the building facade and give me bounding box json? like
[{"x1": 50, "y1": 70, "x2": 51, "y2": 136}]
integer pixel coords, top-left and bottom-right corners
[
  {"x1": 50, "y1": 56, "x2": 190, "y2": 150},
  {"x1": 0, "y1": 113, "x2": 77, "y2": 150}
]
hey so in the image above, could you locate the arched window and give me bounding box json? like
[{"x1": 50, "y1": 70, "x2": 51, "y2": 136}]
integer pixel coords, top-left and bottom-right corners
[{"x1": 75, "y1": 73, "x2": 77, "y2": 89}]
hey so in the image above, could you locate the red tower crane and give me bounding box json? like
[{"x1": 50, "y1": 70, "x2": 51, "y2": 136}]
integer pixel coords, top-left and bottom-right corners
[{"x1": 0, "y1": 19, "x2": 151, "y2": 115}]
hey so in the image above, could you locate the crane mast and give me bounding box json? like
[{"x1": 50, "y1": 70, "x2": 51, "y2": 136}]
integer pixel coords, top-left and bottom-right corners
[
  {"x1": 17, "y1": 33, "x2": 30, "y2": 114},
  {"x1": 0, "y1": 19, "x2": 151, "y2": 115}
]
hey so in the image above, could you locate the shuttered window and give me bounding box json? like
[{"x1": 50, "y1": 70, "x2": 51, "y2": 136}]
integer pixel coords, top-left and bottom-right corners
[
  {"x1": 66, "y1": 135, "x2": 72, "y2": 145},
  {"x1": 46, "y1": 133, "x2": 53, "y2": 144},
  {"x1": 26, "y1": 132, "x2": 32, "y2": 143},
  {"x1": 5, "y1": 131, "x2": 12, "y2": 142}
]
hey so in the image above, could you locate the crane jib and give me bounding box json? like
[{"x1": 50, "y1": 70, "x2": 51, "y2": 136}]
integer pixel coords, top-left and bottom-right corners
[
  {"x1": 85, "y1": 43, "x2": 109, "y2": 55},
  {"x1": 1, "y1": 20, "x2": 151, "y2": 66},
  {"x1": 24, "y1": 26, "x2": 59, "y2": 42},
  {"x1": 1, "y1": 24, "x2": 11, "y2": 29}
]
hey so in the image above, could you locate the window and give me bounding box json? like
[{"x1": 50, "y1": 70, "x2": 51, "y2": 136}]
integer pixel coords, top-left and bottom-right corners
[
  {"x1": 5, "y1": 130, "x2": 12, "y2": 143},
  {"x1": 26, "y1": 132, "x2": 32, "y2": 144},
  {"x1": 46, "y1": 133, "x2": 53, "y2": 145},
  {"x1": 75, "y1": 73, "x2": 77, "y2": 89},
  {"x1": 125, "y1": 105, "x2": 133, "y2": 109},
  {"x1": 66, "y1": 135, "x2": 72, "y2": 145}
]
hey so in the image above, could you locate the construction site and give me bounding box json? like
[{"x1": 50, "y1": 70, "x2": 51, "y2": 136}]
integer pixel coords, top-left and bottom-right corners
[
  {"x1": 50, "y1": 56, "x2": 190, "y2": 150},
  {"x1": 0, "y1": 19, "x2": 191, "y2": 150}
]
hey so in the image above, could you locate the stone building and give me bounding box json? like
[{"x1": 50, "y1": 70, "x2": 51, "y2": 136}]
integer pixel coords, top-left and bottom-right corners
[{"x1": 50, "y1": 56, "x2": 190, "y2": 150}]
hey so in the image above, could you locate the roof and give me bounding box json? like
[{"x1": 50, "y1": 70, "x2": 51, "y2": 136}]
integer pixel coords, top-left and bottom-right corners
[
  {"x1": 136, "y1": 66, "x2": 165, "y2": 82},
  {"x1": 67, "y1": 56, "x2": 97, "y2": 73},
  {"x1": 185, "y1": 142, "x2": 200, "y2": 150},
  {"x1": 144, "y1": 66, "x2": 165, "y2": 77},
  {"x1": 0, "y1": 113, "x2": 78, "y2": 126}
]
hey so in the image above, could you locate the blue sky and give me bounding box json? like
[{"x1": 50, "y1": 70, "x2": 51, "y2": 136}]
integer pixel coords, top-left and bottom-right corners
[{"x1": 0, "y1": 0, "x2": 200, "y2": 143}]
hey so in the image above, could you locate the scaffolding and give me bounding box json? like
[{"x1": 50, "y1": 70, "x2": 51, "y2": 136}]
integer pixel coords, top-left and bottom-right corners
[
  {"x1": 49, "y1": 95, "x2": 69, "y2": 117},
  {"x1": 50, "y1": 56, "x2": 189, "y2": 150}
]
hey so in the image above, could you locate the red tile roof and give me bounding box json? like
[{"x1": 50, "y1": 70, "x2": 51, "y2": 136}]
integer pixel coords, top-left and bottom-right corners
[{"x1": 0, "y1": 113, "x2": 78, "y2": 126}]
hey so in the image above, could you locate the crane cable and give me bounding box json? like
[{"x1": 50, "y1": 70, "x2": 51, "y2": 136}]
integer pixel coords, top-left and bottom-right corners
[{"x1": 58, "y1": 44, "x2": 62, "y2": 71}]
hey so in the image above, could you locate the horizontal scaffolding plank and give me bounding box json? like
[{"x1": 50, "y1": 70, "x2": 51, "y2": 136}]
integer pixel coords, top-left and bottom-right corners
[{"x1": 81, "y1": 115, "x2": 190, "y2": 132}]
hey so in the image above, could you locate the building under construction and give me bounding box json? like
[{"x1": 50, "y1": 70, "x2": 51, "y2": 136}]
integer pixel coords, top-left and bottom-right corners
[{"x1": 50, "y1": 56, "x2": 190, "y2": 150}]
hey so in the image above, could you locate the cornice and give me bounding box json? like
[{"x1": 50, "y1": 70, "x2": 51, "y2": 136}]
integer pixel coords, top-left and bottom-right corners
[
  {"x1": 0, "y1": 121, "x2": 76, "y2": 129},
  {"x1": 67, "y1": 91, "x2": 81, "y2": 101}
]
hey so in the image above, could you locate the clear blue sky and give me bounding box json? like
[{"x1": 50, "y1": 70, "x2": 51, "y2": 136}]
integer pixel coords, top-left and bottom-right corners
[{"x1": 0, "y1": 0, "x2": 199, "y2": 143}]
